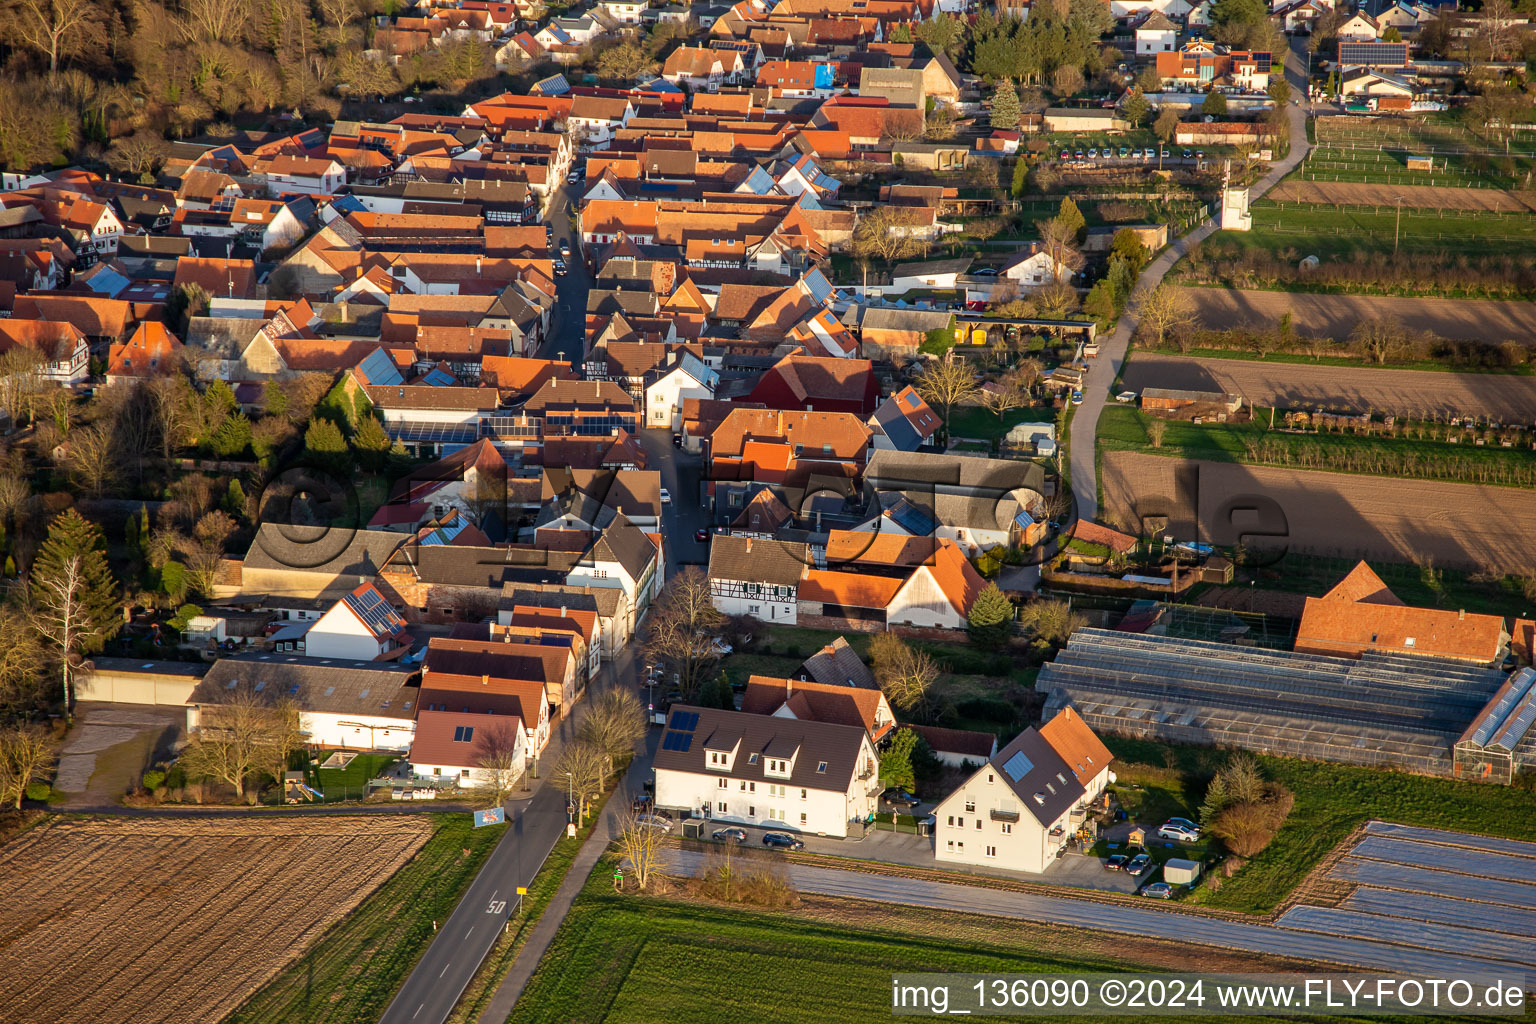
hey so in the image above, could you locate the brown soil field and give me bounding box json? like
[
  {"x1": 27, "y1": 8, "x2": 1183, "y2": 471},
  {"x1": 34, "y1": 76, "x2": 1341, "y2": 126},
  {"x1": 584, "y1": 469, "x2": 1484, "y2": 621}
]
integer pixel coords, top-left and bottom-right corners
[
  {"x1": 1268, "y1": 179, "x2": 1536, "y2": 212},
  {"x1": 1123, "y1": 352, "x2": 1536, "y2": 422},
  {"x1": 0, "y1": 816, "x2": 431, "y2": 1024},
  {"x1": 1101, "y1": 452, "x2": 1536, "y2": 574},
  {"x1": 1177, "y1": 286, "x2": 1536, "y2": 343}
]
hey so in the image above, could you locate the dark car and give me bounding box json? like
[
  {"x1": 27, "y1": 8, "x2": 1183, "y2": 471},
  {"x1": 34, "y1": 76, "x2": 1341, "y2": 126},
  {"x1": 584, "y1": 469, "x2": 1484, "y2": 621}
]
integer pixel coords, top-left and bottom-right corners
[
  {"x1": 713, "y1": 827, "x2": 748, "y2": 844},
  {"x1": 1125, "y1": 853, "x2": 1152, "y2": 877},
  {"x1": 559, "y1": 241, "x2": 572, "y2": 258},
  {"x1": 1105, "y1": 853, "x2": 1129, "y2": 872},
  {"x1": 672, "y1": 433, "x2": 683, "y2": 448},
  {"x1": 694, "y1": 528, "x2": 710, "y2": 543},
  {"x1": 762, "y1": 831, "x2": 804, "y2": 851},
  {"x1": 882, "y1": 788, "x2": 920, "y2": 808}
]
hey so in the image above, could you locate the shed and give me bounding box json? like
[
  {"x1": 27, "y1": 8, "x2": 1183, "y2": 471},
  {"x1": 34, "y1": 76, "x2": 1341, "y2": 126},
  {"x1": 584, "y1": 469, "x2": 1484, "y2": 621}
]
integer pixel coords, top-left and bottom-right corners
[
  {"x1": 1164, "y1": 857, "x2": 1202, "y2": 885},
  {"x1": 1128, "y1": 826, "x2": 1148, "y2": 847},
  {"x1": 76, "y1": 658, "x2": 207, "y2": 706},
  {"x1": 1406, "y1": 154, "x2": 1433, "y2": 171}
]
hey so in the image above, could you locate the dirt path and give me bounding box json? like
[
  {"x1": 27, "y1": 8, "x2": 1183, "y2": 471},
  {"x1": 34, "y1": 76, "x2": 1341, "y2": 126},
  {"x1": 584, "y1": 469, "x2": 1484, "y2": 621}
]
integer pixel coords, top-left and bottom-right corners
[
  {"x1": 1269, "y1": 179, "x2": 1536, "y2": 212},
  {"x1": 1101, "y1": 452, "x2": 1536, "y2": 574},
  {"x1": 1122, "y1": 352, "x2": 1536, "y2": 421},
  {"x1": 1178, "y1": 286, "x2": 1536, "y2": 343}
]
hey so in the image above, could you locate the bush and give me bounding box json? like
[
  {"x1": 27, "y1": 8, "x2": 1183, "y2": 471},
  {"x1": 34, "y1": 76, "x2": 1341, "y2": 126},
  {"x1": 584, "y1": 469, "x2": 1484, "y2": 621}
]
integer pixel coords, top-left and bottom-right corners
[
  {"x1": 784, "y1": 644, "x2": 802, "y2": 659},
  {"x1": 24, "y1": 781, "x2": 51, "y2": 802},
  {"x1": 142, "y1": 769, "x2": 166, "y2": 791},
  {"x1": 166, "y1": 764, "x2": 187, "y2": 789}
]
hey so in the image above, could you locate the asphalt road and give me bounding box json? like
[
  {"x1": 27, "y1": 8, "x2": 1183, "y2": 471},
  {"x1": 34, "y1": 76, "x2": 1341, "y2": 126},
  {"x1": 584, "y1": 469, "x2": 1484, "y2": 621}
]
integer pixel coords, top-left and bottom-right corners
[
  {"x1": 540, "y1": 182, "x2": 589, "y2": 368},
  {"x1": 377, "y1": 786, "x2": 568, "y2": 1024},
  {"x1": 636, "y1": 427, "x2": 709, "y2": 576},
  {"x1": 1066, "y1": 49, "x2": 1314, "y2": 525},
  {"x1": 661, "y1": 849, "x2": 1536, "y2": 985}
]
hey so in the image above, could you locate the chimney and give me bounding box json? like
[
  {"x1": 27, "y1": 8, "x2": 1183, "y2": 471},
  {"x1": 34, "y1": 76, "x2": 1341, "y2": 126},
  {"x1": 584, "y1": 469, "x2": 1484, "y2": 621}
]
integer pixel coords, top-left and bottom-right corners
[
  {"x1": 481, "y1": 673, "x2": 490, "y2": 686},
  {"x1": 560, "y1": 604, "x2": 567, "y2": 618},
  {"x1": 746, "y1": 538, "x2": 753, "y2": 553},
  {"x1": 1459, "y1": 609, "x2": 1465, "y2": 620}
]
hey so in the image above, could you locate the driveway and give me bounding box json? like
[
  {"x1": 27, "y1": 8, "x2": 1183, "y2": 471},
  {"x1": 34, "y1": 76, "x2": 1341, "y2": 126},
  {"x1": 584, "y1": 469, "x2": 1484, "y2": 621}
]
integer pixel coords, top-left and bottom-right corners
[
  {"x1": 1066, "y1": 73, "x2": 1313, "y2": 525},
  {"x1": 55, "y1": 703, "x2": 187, "y2": 809}
]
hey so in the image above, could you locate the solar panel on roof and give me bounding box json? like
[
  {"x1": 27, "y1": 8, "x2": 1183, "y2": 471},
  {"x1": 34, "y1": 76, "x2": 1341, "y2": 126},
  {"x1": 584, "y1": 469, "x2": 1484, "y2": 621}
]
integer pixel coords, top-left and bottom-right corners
[
  {"x1": 661, "y1": 731, "x2": 695, "y2": 753},
  {"x1": 1002, "y1": 750, "x2": 1033, "y2": 782},
  {"x1": 670, "y1": 710, "x2": 700, "y2": 732},
  {"x1": 357, "y1": 348, "x2": 404, "y2": 387},
  {"x1": 421, "y1": 368, "x2": 458, "y2": 387}
]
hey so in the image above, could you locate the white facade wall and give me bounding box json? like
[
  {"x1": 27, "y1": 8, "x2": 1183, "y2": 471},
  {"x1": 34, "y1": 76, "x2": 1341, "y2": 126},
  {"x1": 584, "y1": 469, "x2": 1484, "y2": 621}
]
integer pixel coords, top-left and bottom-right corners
[
  {"x1": 304, "y1": 606, "x2": 387, "y2": 661},
  {"x1": 710, "y1": 580, "x2": 799, "y2": 625},
  {"x1": 1137, "y1": 28, "x2": 1177, "y2": 54},
  {"x1": 645, "y1": 368, "x2": 712, "y2": 430},
  {"x1": 302, "y1": 711, "x2": 415, "y2": 751},
  {"x1": 933, "y1": 768, "x2": 1061, "y2": 874},
  {"x1": 654, "y1": 766, "x2": 877, "y2": 837},
  {"x1": 887, "y1": 567, "x2": 965, "y2": 629}
]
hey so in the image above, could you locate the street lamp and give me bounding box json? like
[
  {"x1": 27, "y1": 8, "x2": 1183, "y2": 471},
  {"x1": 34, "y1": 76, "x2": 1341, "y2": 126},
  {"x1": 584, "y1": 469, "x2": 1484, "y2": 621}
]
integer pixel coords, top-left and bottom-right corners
[{"x1": 563, "y1": 770, "x2": 575, "y2": 825}]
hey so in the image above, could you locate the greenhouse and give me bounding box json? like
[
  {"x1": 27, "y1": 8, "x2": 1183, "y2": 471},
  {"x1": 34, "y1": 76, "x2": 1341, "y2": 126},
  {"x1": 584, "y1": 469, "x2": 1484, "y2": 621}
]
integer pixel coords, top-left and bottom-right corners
[{"x1": 1037, "y1": 629, "x2": 1513, "y2": 777}]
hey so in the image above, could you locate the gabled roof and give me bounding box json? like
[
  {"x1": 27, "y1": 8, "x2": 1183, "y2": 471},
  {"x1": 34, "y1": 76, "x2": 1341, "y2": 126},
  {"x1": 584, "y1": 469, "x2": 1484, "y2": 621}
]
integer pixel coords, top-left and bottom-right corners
[
  {"x1": 1037, "y1": 705, "x2": 1113, "y2": 787},
  {"x1": 986, "y1": 726, "x2": 1084, "y2": 828},
  {"x1": 707, "y1": 534, "x2": 808, "y2": 586},
  {"x1": 585, "y1": 513, "x2": 659, "y2": 579},
  {"x1": 1321, "y1": 560, "x2": 1404, "y2": 605},
  {"x1": 907, "y1": 724, "x2": 996, "y2": 760},
  {"x1": 409, "y1": 709, "x2": 524, "y2": 768},
  {"x1": 799, "y1": 636, "x2": 876, "y2": 690},
  {"x1": 1296, "y1": 561, "x2": 1505, "y2": 664},
  {"x1": 740, "y1": 674, "x2": 892, "y2": 741},
  {"x1": 193, "y1": 654, "x2": 417, "y2": 719},
  {"x1": 653, "y1": 705, "x2": 870, "y2": 791}
]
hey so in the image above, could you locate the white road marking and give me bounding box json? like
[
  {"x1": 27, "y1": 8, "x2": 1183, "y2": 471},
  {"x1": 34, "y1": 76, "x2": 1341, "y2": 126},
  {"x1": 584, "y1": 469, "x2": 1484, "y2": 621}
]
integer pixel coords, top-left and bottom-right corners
[{"x1": 412, "y1": 1003, "x2": 424, "y2": 1019}]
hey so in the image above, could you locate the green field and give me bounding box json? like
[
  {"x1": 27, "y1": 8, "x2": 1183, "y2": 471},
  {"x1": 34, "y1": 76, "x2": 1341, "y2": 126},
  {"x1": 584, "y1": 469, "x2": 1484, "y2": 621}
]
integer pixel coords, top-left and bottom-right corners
[
  {"x1": 1295, "y1": 145, "x2": 1536, "y2": 189},
  {"x1": 1105, "y1": 738, "x2": 1536, "y2": 915},
  {"x1": 1241, "y1": 201, "x2": 1536, "y2": 255},
  {"x1": 509, "y1": 865, "x2": 1494, "y2": 1023},
  {"x1": 227, "y1": 814, "x2": 505, "y2": 1024},
  {"x1": 948, "y1": 404, "x2": 1057, "y2": 444},
  {"x1": 1096, "y1": 405, "x2": 1536, "y2": 488}
]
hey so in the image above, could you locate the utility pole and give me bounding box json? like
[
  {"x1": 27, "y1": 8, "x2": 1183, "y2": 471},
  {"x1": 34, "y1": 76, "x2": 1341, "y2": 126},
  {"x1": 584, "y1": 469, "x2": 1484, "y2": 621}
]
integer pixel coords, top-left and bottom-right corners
[{"x1": 1394, "y1": 196, "x2": 1406, "y2": 254}]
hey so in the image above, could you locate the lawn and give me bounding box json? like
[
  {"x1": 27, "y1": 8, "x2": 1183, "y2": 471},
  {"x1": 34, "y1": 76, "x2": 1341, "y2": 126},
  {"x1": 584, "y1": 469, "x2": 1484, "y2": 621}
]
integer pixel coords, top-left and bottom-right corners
[
  {"x1": 1229, "y1": 201, "x2": 1536, "y2": 257},
  {"x1": 1095, "y1": 405, "x2": 1536, "y2": 488},
  {"x1": 312, "y1": 751, "x2": 399, "y2": 801},
  {"x1": 509, "y1": 863, "x2": 1482, "y2": 1023},
  {"x1": 226, "y1": 814, "x2": 505, "y2": 1024},
  {"x1": 1104, "y1": 737, "x2": 1536, "y2": 916},
  {"x1": 949, "y1": 403, "x2": 1057, "y2": 444},
  {"x1": 1295, "y1": 145, "x2": 1536, "y2": 189}
]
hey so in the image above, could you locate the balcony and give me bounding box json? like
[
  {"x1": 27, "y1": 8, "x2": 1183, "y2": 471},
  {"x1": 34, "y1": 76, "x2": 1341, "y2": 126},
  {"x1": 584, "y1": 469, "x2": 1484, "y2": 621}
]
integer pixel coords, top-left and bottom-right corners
[{"x1": 990, "y1": 808, "x2": 1021, "y2": 823}]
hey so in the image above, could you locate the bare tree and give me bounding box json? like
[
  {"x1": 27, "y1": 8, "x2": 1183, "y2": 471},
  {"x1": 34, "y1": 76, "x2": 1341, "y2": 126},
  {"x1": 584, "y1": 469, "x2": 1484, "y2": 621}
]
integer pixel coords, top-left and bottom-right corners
[
  {"x1": 4, "y1": 0, "x2": 106, "y2": 74},
  {"x1": 1034, "y1": 280, "x2": 1079, "y2": 319},
  {"x1": 882, "y1": 108, "x2": 926, "y2": 143},
  {"x1": 869, "y1": 633, "x2": 938, "y2": 722},
  {"x1": 316, "y1": 0, "x2": 360, "y2": 31},
  {"x1": 1146, "y1": 418, "x2": 1168, "y2": 449},
  {"x1": 578, "y1": 687, "x2": 646, "y2": 761},
  {"x1": 551, "y1": 740, "x2": 610, "y2": 825},
  {"x1": 615, "y1": 806, "x2": 667, "y2": 890},
  {"x1": 0, "y1": 725, "x2": 56, "y2": 808},
  {"x1": 64, "y1": 423, "x2": 117, "y2": 499},
  {"x1": 643, "y1": 568, "x2": 726, "y2": 702},
  {"x1": 979, "y1": 371, "x2": 1031, "y2": 416},
  {"x1": 105, "y1": 132, "x2": 169, "y2": 179},
  {"x1": 472, "y1": 721, "x2": 525, "y2": 806},
  {"x1": 0, "y1": 347, "x2": 47, "y2": 424},
  {"x1": 179, "y1": 686, "x2": 287, "y2": 800},
  {"x1": 914, "y1": 354, "x2": 979, "y2": 439},
  {"x1": 1137, "y1": 284, "x2": 1196, "y2": 350},
  {"x1": 1350, "y1": 316, "x2": 1409, "y2": 365},
  {"x1": 178, "y1": 0, "x2": 251, "y2": 44}
]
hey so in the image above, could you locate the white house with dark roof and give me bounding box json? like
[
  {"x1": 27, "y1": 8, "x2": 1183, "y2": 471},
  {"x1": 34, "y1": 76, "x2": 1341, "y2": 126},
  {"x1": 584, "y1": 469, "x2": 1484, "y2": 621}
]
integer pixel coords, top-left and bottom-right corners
[
  {"x1": 707, "y1": 534, "x2": 810, "y2": 624},
  {"x1": 644, "y1": 350, "x2": 719, "y2": 430},
  {"x1": 300, "y1": 582, "x2": 413, "y2": 661},
  {"x1": 933, "y1": 708, "x2": 1113, "y2": 873},
  {"x1": 566, "y1": 514, "x2": 662, "y2": 627},
  {"x1": 652, "y1": 705, "x2": 881, "y2": 837},
  {"x1": 190, "y1": 655, "x2": 418, "y2": 752}
]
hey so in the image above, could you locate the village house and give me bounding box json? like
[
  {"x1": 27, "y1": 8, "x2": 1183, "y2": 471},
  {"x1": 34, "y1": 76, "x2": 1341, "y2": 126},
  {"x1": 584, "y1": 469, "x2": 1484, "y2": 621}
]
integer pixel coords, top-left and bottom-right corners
[
  {"x1": 740, "y1": 674, "x2": 897, "y2": 743},
  {"x1": 652, "y1": 705, "x2": 881, "y2": 838},
  {"x1": 933, "y1": 708, "x2": 1114, "y2": 874},
  {"x1": 708, "y1": 534, "x2": 810, "y2": 624}
]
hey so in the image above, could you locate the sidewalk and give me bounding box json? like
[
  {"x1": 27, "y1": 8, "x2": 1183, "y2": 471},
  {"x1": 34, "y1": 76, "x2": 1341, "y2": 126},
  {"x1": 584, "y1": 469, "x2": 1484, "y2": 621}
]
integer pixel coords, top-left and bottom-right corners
[{"x1": 477, "y1": 733, "x2": 655, "y2": 1024}]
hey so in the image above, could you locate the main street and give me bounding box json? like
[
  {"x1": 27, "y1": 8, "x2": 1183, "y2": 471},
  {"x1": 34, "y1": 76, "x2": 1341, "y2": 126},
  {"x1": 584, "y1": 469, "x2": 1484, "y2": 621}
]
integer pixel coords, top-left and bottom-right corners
[
  {"x1": 541, "y1": 181, "x2": 590, "y2": 368},
  {"x1": 376, "y1": 647, "x2": 639, "y2": 1024}
]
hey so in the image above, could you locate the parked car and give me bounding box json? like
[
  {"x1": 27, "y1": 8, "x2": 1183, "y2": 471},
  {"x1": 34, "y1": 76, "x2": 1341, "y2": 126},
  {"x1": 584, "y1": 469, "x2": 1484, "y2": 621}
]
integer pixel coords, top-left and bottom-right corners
[
  {"x1": 631, "y1": 795, "x2": 653, "y2": 813},
  {"x1": 1086, "y1": 147, "x2": 1098, "y2": 159},
  {"x1": 762, "y1": 831, "x2": 804, "y2": 851},
  {"x1": 1166, "y1": 816, "x2": 1201, "y2": 834},
  {"x1": 1071, "y1": 391, "x2": 1084, "y2": 405},
  {"x1": 1115, "y1": 391, "x2": 1138, "y2": 403},
  {"x1": 1140, "y1": 881, "x2": 1175, "y2": 899},
  {"x1": 1105, "y1": 853, "x2": 1128, "y2": 871},
  {"x1": 1196, "y1": 150, "x2": 1205, "y2": 160},
  {"x1": 882, "y1": 787, "x2": 921, "y2": 808},
  {"x1": 713, "y1": 827, "x2": 748, "y2": 844},
  {"x1": 1160, "y1": 148, "x2": 1170, "y2": 159},
  {"x1": 553, "y1": 259, "x2": 567, "y2": 276},
  {"x1": 1126, "y1": 853, "x2": 1153, "y2": 876},
  {"x1": 660, "y1": 487, "x2": 672, "y2": 504},
  {"x1": 559, "y1": 240, "x2": 571, "y2": 258},
  {"x1": 637, "y1": 813, "x2": 673, "y2": 833},
  {"x1": 1074, "y1": 150, "x2": 1084, "y2": 159},
  {"x1": 1182, "y1": 149, "x2": 1193, "y2": 159},
  {"x1": 1060, "y1": 150, "x2": 1072, "y2": 160},
  {"x1": 1158, "y1": 820, "x2": 1202, "y2": 843},
  {"x1": 694, "y1": 528, "x2": 709, "y2": 543},
  {"x1": 1118, "y1": 146, "x2": 1129, "y2": 158}
]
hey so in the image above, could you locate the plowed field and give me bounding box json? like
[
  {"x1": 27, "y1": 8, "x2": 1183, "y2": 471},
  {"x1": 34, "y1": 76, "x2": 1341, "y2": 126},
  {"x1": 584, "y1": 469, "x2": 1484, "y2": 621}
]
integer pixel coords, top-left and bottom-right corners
[{"x1": 0, "y1": 816, "x2": 431, "y2": 1024}]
